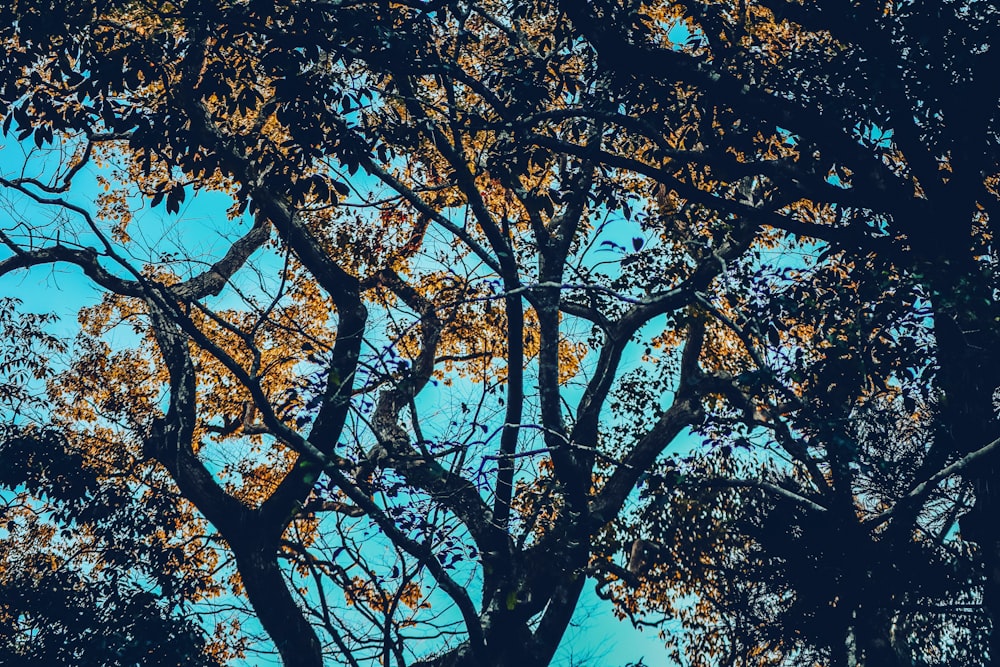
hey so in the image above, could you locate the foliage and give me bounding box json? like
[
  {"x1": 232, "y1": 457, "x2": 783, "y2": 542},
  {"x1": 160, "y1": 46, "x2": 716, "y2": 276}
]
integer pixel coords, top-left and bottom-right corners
[
  {"x1": 0, "y1": 1, "x2": 996, "y2": 666},
  {"x1": 0, "y1": 428, "x2": 230, "y2": 665}
]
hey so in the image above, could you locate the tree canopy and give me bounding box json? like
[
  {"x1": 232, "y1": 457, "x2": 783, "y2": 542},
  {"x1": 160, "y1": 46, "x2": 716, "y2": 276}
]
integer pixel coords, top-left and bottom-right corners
[{"x1": 0, "y1": 1, "x2": 997, "y2": 666}]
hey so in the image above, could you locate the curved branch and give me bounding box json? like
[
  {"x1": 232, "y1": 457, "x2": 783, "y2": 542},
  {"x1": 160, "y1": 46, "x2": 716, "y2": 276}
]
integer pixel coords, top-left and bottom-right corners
[
  {"x1": 368, "y1": 268, "x2": 512, "y2": 565},
  {"x1": 591, "y1": 319, "x2": 707, "y2": 522},
  {"x1": 865, "y1": 433, "x2": 1000, "y2": 530}
]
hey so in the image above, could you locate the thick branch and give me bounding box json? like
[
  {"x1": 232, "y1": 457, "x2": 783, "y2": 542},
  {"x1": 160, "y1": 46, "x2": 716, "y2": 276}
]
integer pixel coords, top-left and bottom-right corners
[{"x1": 591, "y1": 320, "x2": 707, "y2": 522}]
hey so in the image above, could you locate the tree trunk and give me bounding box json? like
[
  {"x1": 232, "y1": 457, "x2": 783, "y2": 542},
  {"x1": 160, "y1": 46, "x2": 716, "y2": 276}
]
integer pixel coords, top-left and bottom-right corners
[{"x1": 233, "y1": 543, "x2": 323, "y2": 667}]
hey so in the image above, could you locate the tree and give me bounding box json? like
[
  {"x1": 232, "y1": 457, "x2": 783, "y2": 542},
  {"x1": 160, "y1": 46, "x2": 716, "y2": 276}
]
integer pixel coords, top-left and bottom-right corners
[
  {"x1": 0, "y1": 427, "x2": 233, "y2": 666},
  {"x1": 554, "y1": 0, "x2": 1000, "y2": 664},
  {"x1": 0, "y1": 1, "x2": 996, "y2": 666}
]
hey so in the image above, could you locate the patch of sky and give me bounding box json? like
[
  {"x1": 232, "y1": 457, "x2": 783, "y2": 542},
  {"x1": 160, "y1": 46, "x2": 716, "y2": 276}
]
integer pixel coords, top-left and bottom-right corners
[
  {"x1": 0, "y1": 133, "x2": 287, "y2": 342},
  {"x1": 857, "y1": 121, "x2": 893, "y2": 150},
  {"x1": 554, "y1": 584, "x2": 683, "y2": 667},
  {"x1": 664, "y1": 15, "x2": 702, "y2": 53},
  {"x1": 0, "y1": 141, "x2": 105, "y2": 330}
]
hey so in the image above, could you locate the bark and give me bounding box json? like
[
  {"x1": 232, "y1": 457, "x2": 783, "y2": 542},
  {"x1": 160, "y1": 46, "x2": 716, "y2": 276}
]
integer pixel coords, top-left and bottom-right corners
[
  {"x1": 232, "y1": 538, "x2": 324, "y2": 667},
  {"x1": 147, "y1": 303, "x2": 325, "y2": 667},
  {"x1": 415, "y1": 573, "x2": 586, "y2": 667}
]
